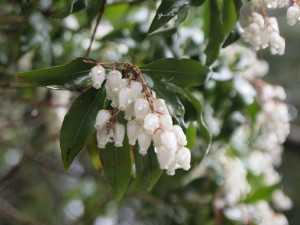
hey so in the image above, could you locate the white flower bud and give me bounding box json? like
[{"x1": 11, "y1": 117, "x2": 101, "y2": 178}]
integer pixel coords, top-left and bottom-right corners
[
  {"x1": 130, "y1": 81, "x2": 143, "y2": 100},
  {"x1": 95, "y1": 109, "x2": 111, "y2": 130},
  {"x1": 166, "y1": 160, "x2": 176, "y2": 176},
  {"x1": 97, "y1": 128, "x2": 112, "y2": 148},
  {"x1": 287, "y1": 5, "x2": 300, "y2": 26},
  {"x1": 153, "y1": 98, "x2": 169, "y2": 115},
  {"x1": 106, "y1": 71, "x2": 126, "y2": 98},
  {"x1": 143, "y1": 113, "x2": 160, "y2": 134},
  {"x1": 160, "y1": 130, "x2": 177, "y2": 152},
  {"x1": 269, "y1": 32, "x2": 285, "y2": 55},
  {"x1": 124, "y1": 103, "x2": 134, "y2": 121},
  {"x1": 153, "y1": 129, "x2": 163, "y2": 147},
  {"x1": 138, "y1": 131, "x2": 152, "y2": 155},
  {"x1": 90, "y1": 65, "x2": 106, "y2": 89},
  {"x1": 172, "y1": 125, "x2": 187, "y2": 146},
  {"x1": 118, "y1": 87, "x2": 133, "y2": 111},
  {"x1": 134, "y1": 98, "x2": 150, "y2": 121},
  {"x1": 252, "y1": 12, "x2": 264, "y2": 29},
  {"x1": 127, "y1": 120, "x2": 141, "y2": 145},
  {"x1": 156, "y1": 145, "x2": 176, "y2": 170},
  {"x1": 114, "y1": 123, "x2": 125, "y2": 147},
  {"x1": 176, "y1": 147, "x2": 191, "y2": 170},
  {"x1": 159, "y1": 114, "x2": 173, "y2": 131}
]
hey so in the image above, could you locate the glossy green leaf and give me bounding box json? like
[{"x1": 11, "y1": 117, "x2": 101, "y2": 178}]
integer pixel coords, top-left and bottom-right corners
[
  {"x1": 204, "y1": 0, "x2": 242, "y2": 65},
  {"x1": 222, "y1": 28, "x2": 241, "y2": 48},
  {"x1": 148, "y1": 0, "x2": 190, "y2": 33},
  {"x1": 186, "y1": 122, "x2": 197, "y2": 150},
  {"x1": 134, "y1": 145, "x2": 163, "y2": 191},
  {"x1": 86, "y1": 133, "x2": 102, "y2": 171},
  {"x1": 190, "y1": 0, "x2": 206, "y2": 7},
  {"x1": 183, "y1": 89, "x2": 212, "y2": 158},
  {"x1": 152, "y1": 81, "x2": 186, "y2": 128},
  {"x1": 99, "y1": 141, "x2": 132, "y2": 200},
  {"x1": 140, "y1": 58, "x2": 212, "y2": 87},
  {"x1": 53, "y1": 0, "x2": 87, "y2": 19},
  {"x1": 17, "y1": 57, "x2": 94, "y2": 90},
  {"x1": 60, "y1": 87, "x2": 106, "y2": 170},
  {"x1": 204, "y1": 0, "x2": 224, "y2": 66}
]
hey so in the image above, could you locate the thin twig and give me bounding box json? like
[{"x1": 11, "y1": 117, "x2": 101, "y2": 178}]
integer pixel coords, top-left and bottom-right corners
[{"x1": 84, "y1": 0, "x2": 107, "y2": 58}]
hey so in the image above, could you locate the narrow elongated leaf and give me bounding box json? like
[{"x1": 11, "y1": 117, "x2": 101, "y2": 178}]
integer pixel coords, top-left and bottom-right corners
[
  {"x1": 17, "y1": 58, "x2": 94, "y2": 89},
  {"x1": 134, "y1": 145, "x2": 163, "y2": 191},
  {"x1": 148, "y1": 0, "x2": 190, "y2": 33},
  {"x1": 86, "y1": 133, "x2": 102, "y2": 171},
  {"x1": 204, "y1": 0, "x2": 224, "y2": 66},
  {"x1": 99, "y1": 141, "x2": 131, "y2": 200},
  {"x1": 140, "y1": 58, "x2": 212, "y2": 87},
  {"x1": 53, "y1": 0, "x2": 87, "y2": 19},
  {"x1": 183, "y1": 89, "x2": 212, "y2": 158},
  {"x1": 243, "y1": 184, "x2": 278, "y2": 203},
  {"x1": 148, "y1": 0, "x2": 206, "y2": 33},
  {"x1": 152, "y1": 81, "x2": 186, "y2": 128},
  {"x1": 60, "y1": 87, "x2": 106, "y2": 170}
]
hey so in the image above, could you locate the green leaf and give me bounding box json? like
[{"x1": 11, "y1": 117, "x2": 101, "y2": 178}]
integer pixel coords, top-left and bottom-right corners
[
  {"x1": 99, "y1": 141, "x2": 132, "y2": 200},
  {"x1": 148, "y1": 0, "x2": 190, "y2": 33},
  {"x1": 222, "y1": 28, "x2": 241, "y2": 48},
  {"x1": 53, "y1": 0, "x2": 87, "y2": 19},
  {"x1": 243, "y1": 184, "x2": 278, "y2": 203},
  {"x1": 134, "y1": 145, "x2": 163, "y2": 191},
  {"x1": 186, "y1": 122, "x2": 197, "y2": 150},
  {"x1": 182, "y1": 89, "x2": 212, "y2": 158},
  {"x1": 17, "y1": 58, "x2": 94, "y2": 90},
  {"x1": 152, "y1": 81, "x2": 186, "y2": 128},
  {"x1": 86, "y1": 133, "x2": 102, "y2": 171},
  {"x1": 60, "y1": 87, "x2": 106, "y2": 170},
  {"x1": 140, "y1": 58, "x2": 212, "y2": 87},
  {"x1": 204, "y1": 0, "x2": 242, "y2": 65},
  {"x1": 204, "y1": 0, "x2": 224, "y2": 66},
  {"x1": 190, "y1": 0, "x2": 206, "y2": 7}
]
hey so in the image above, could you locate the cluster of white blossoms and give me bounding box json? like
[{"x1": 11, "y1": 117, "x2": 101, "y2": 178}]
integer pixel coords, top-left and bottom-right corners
[
  {"x1": 243, "y1": 12, "x2": 285, "y2": 55},
  {"x1": 90, "y1": 64, "x2": 191, "y2": 175},
  {"x1": 260, "y1": 0, "x2": 300, "y2": 26}
]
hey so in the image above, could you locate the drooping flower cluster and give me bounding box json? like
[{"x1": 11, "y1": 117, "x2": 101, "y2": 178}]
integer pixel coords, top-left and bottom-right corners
[
  {"x1": 242, "y1": 12, "x2": 285, "y2": 55},
  {"x1": 90, "y1": 64, "x2": 191, "y2": 175}
]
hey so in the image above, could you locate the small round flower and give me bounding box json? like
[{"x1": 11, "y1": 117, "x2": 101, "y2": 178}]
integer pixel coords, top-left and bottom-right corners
[
  {"x1": 159, "y1": 114, "x2": 173, "y2": 131},
  {"x1": 95, "y1": 109, "x2": 111, "y2": 130},
  {"x1": 156, "y1": 145, "x2": 176, "y2": 169},
  {"x1": 114, "y1": 123, "x2": 125, "y2": 147},
  {"x1": 90, "y1": 65, "x2": 106, "y2": 89},
  {"x1": 143, "y1": 113, "x2": 160, "y2": 134}
]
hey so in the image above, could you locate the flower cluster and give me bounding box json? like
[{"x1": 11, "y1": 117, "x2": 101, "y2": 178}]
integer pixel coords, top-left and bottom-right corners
[
  {"x1": 90, "y1": 64, "x2": 191, "y2": 175},
  {"x1": 242, "y1": 12, "x2": 285, "y2": 55}
]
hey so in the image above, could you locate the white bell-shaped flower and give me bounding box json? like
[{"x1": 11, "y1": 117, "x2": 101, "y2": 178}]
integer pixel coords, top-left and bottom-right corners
[
  {"x1": 118, "y1": 87, "x2": 133, "y2": 111},
  {"x1": 134, "y1": 98, "x2": 150, "y2": 121},
  {"x1": 153, "y1": 99, "x2": 169, "y2": 115},
  {"x1": 106, "y1": 71, "x2": 126, "y2": 100},
  {"x1": 172, "y1": 125, "x2": 187, "y2": 146},
  {"x1": 138, "y1": 130, "x2": 152, "y2": 155},
  {"x1": 114, "y1": 123, "x2": 125, "y2": 147},
  {"x1": 127, "y1": 120, "x2": 141, "y2": 145},
  {"x1": 269, "y1": 32, "x2": 285, "y2": 55},
  {"x1": 176, "y1": 147, "x2": 191, "y2": 170},
  {"x1": 95, "y1": 109, "x2": 111, "y2": 130},
  {"x1": 143, "y1": 113, "x2": 160, "y2": 134},
  {"x1": 152, "y1": 129, "x2": 163, "y2": 147},
  {"x1": 160, "y1": 130, "x2": 177, "y2": 152},
  {"x1": 156, "y1": 145, "x2": 176, "y2": 170},
  {"x1": 166, "y1": 159, "x2": 177, "y2": 176},
  {"x1": 287, "y1": 4, "x2": 300, "y2": 26},
  {"x1": 124, "y1": 103, "x2": 134, "y2": 121},
  {"x1": 159, "y1": 114, "x2": 173, "y2": 131},
  {"x1": 90, "y1": 65, "x2": 106, "y2": 89},
  {"x1": 97, "y1": 128, "x2": 112, "y2": 148},
  {"x1": 130, "y1": 81, "x2": 143, "y2": 100}
]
